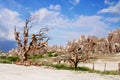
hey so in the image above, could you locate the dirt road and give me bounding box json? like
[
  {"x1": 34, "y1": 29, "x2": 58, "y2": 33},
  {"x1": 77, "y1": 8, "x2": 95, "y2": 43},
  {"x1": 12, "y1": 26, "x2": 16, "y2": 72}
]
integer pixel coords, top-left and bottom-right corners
[{"x1": 0, "y1": 64, "x2": 120, "y2": 80}]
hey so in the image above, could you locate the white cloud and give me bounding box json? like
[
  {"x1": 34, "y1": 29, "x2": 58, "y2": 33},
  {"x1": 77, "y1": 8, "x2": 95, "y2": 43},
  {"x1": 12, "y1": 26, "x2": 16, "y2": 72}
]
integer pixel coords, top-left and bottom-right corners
[
  {"x1": 69, "y1": 0, "x2": 80, "y2": 5},
  {"x1": 105, "y1": 17, "x2": 120, "y2": 22},
  {"x1": 98, "y1": 1, "x2": 120, "y2": 15},
  {"x1": 30, "y1": 8, "x2": 110, "y2": 45},
  {"x1": 98, "y1": 1, "x2": 120, "y2": 23},
  {"x1": 31, "y1": 8, "x2": 108, "y2": 29},
  {"x1": 49, "y1": 4, "x2": 61, "y2": 11},
  {"x1": 30, "y1": 8, "x2": 70, "y2": 28},
  {"x1": 104, "y1": 0, "x2": 116, "y2": 5},
  {"x1": 0, "y1": 7, "x2": 110, "y2": 46},
  {"x1": 0, "y1": 8, "x2": 24, "y2": 40}
]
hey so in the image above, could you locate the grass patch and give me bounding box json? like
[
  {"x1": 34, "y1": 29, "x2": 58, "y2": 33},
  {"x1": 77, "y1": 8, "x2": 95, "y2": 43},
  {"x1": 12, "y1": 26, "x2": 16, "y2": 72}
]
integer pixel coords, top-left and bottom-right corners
[
  {"x1": 7, "y1": 56, "x2": 20, "y2": 62},
  {"x1": 28, "y1": 54, "x2": 44, "y2": 62},
  {"x1": 28, "y1": 52, "x2": 58, "y2": 60},
  {"x1": 28, "y1": 54, "x2": 44, "y2": 59},
  {"x1": 101, "y1": 70, "x2": 118, "y2": 75},
  {"x1": 0, "y1": 56, "x2": 20, "y2": 64},
  {"x1": 48, "y1": 64, "x2": 119, "y2": 75},
  {"x1": 50, "y1": 64, "x2": 73, "y2": 70}
]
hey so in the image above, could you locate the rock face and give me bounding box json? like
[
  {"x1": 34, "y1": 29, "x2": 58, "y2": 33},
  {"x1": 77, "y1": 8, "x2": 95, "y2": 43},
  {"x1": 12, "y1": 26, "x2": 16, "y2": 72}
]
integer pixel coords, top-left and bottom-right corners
[
  {"x1": 7, "y1": 48, "x2": 18, "y2": 56},
  {"x1": 7, "y1": 29, "x2": 120, "y2": 55},
  {"x1": 66, "y1": 29, "x2": 120, "y2": 54},
  {"x1": 108, "y1": 29, "x2": 120, "y2": 53}
]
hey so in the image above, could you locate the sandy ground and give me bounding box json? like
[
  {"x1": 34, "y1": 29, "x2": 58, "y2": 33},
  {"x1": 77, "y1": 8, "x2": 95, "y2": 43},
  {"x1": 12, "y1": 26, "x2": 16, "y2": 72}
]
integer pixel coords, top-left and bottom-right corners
[{"x1": 0, "y1": 64, "x2": 120, "y2": 80}]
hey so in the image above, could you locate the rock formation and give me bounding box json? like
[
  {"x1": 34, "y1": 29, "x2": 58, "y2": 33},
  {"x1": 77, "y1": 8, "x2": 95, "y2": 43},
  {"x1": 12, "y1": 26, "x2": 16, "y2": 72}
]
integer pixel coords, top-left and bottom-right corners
[{"x1": 66, "y1": 29, "x2": 120, "y2": 54}]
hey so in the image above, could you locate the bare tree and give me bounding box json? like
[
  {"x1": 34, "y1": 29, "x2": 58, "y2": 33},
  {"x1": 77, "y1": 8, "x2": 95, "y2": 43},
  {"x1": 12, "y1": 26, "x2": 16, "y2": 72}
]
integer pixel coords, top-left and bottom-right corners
[
  {"x1": 14, "y1": 18, "x2": 50, "y2": 63},
  {"x1": 66, "y1": 41, "x2": 89, "y2": 69}
]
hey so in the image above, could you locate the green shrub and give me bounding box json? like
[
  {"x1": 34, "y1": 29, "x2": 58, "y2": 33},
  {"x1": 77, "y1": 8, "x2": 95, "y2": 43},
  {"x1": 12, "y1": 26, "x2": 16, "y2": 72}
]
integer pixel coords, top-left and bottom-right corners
[
  {"x1": 0, "y1": 56, "x2": 6, "y2": 59},
  {"x1": 7, "y1": 56, "x2": 20, "y2": 62},
  {"x1": 48, "y1": 53, "x2": 53, "y2": 57},
  {"x1": 1, "y1": 60, "x2": 12, "y2": 64},
  {"x1": 0, "y1": 56, "x2": 19, "y2": 64},
  {"x1": 53, "y1": 53, "x2": 58, "y2": 57},
  {"x1": 28, "y1": 54, "x2": 44, "y2": 59},
  {"x1": 47, "y1": 52, "x2": 58, "y2": 57}
]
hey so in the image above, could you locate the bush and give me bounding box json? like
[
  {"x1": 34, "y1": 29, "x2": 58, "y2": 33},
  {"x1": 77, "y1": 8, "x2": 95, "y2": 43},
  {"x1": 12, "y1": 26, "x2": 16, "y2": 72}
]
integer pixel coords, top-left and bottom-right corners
[
  {"x1": 48, "y1": 52, "x2": 58, "y2": 57},
  {"x1": 0, "y1": 56, "x2": 19, "y2": 64},
  {"x1": 0, "y1": 56, "x2": 6, "y2": 59},
  {"x1": 7, "y1": 56, "x2": 20, "y2": 62},
  {"x1": 0, "y1": 60, "x2": 11, "y2": 64},
  {"x1": 28, "y1": 54, "x2": 44, "y2": 59}
]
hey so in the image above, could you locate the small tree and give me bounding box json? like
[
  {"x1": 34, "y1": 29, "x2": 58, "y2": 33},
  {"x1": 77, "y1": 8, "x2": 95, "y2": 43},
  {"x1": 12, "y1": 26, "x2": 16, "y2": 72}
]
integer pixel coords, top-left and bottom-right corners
[
  {"x1": 66, "y1": 41, "x2": 89, "y2": 69},
  {"x1": 14, "y1": 19, "x2": 50, "y2": 62}
]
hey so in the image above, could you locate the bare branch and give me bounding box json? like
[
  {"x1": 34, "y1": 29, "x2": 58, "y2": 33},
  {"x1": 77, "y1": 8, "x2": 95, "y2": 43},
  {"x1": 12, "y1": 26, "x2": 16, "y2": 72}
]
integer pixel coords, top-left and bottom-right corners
[
  {"x1": 14, "y1": 26, "x2": 16, "y2": 32},
  {"x1": 14, "y1": 17, "x2": 51, "y2": 63}
]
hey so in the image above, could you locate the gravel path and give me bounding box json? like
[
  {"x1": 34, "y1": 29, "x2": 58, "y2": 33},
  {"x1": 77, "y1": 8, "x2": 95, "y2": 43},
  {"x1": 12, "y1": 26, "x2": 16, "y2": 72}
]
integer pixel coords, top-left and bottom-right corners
[{"x1": 0, "y1": 64, "x2": 120, "y2": 80}]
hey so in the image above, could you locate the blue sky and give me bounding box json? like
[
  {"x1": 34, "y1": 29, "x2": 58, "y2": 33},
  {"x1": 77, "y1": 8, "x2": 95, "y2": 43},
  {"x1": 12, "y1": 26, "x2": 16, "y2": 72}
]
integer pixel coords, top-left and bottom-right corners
[{"x1": 0, "y1": 0, "x2": 120, "y2": 52}]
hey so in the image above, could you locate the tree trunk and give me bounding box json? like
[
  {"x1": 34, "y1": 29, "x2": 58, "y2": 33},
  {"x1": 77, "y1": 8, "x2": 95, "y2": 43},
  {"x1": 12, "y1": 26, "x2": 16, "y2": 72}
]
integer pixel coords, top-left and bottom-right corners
[
  {"x1": 74, "y1": 62, "x2": 78, "y2": 69},
  {"x1": 24, "y1": 54, "x2": 27, "y2": 61},
  {"x1": 23, "y1": 52, "x2": 28, "y2": 61}
]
